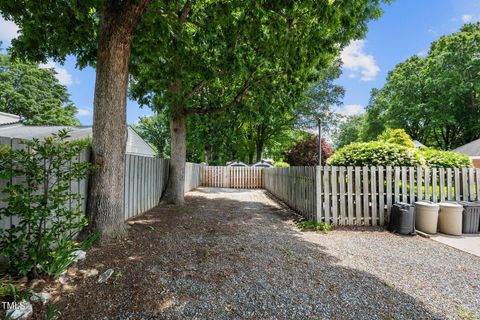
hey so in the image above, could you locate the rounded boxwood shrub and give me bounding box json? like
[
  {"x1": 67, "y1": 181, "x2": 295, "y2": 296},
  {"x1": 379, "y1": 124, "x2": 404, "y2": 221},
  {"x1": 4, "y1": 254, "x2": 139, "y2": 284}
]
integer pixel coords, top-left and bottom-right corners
[
  {"x1": 419, "y1": 148, "x2": 472, "y2": 168},
  {"x1": 327, "y1": 141, "x2": 425, "y2": 167}
]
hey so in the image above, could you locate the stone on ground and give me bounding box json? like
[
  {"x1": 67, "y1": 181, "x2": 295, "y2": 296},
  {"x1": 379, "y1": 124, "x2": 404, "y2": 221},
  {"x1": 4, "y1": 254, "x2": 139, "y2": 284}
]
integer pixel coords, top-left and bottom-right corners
[{"x1": 97, "y1": 269, "x2": 114, "y2": 284}]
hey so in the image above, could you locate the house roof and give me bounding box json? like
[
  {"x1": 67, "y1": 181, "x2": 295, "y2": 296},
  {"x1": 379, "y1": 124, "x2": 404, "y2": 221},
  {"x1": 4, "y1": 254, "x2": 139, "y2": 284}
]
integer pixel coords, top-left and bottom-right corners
[
  {"x1": 0, "y1": 112, "x2": 21, "y2": 125},
  {"x1": 252, "y1": 160, "x2": 273, "y2": 168},
  {"x1": 0, "y1": 123, "x2": 156, "y2": 156},
  {"x1": 226, "y1": 160, "x2": 249, "y2": 167},
  {"x1": 452, "y1": 138, "x2": 480, "y2": 157}
]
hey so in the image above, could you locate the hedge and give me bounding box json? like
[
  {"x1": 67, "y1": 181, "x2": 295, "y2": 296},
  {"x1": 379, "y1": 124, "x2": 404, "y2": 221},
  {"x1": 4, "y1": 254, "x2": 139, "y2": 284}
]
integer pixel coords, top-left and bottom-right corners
[
  {"x1": 327, "y1": 142, "x2": 425, "y2": 167},
  {"x1": 419, "y1": 148, "x2": 472, "y2": 168},
  {"x1": 327, "y1": 142, "x2": 472, "y2": 168}
]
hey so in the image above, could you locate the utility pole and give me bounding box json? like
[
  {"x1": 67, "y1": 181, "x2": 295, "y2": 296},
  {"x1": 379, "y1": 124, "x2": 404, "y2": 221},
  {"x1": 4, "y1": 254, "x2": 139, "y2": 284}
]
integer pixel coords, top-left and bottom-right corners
[{"x1": 317, "y1": 118, "x2": 322, "y2": 166}]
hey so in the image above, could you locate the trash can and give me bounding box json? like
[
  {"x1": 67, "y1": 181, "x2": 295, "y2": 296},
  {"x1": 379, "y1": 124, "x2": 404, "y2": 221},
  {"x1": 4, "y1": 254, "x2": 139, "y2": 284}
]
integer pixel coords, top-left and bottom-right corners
[
  {"x1": 389, "y1": 202, "x2": 415, "y2": 235},
  {"x1": 458, "y1": 201, "x2": 480, "y2": 234},
  {"x1": 438, "y1": 202, "x2": 463, "y2": 236},
  {"x1": 415, "y1": 201, "x2": 439, "y2": 234}
]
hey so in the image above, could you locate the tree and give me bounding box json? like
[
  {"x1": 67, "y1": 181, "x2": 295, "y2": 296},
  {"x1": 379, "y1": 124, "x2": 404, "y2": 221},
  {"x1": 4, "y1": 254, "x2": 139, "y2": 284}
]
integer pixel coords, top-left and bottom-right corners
[
  {"x1": 377, "y1": 128, "x2": 415, "y2": 148},
  {"x1": 361, "y1": 23, "x2": 480, "y2": 150},
  {"x1": 284, "y1": 135, "x2": 334, "y2": 166},
  {"x1": 333, "y1": 114, "x2": 365, "y2": 148},
  {"x1": 297, "y1": 61, "x2": 346, "y2": 131},
  {"x1": 130, "y1": 0, "x2": 387, "y2": 204},
  {"x1": 131, "y1": 114, "x2": 170, "y2": 158},
  {"x1": 1, "y1": 0, "x2": 151, "y2": 239},
  {"x1": 0, "y1": 54, "x2": 79, "y2": 125}
]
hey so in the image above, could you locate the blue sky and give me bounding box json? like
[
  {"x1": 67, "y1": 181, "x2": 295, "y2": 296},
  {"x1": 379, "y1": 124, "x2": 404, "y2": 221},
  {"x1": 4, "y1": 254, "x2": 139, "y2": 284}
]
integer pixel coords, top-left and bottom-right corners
[{"x1": 1, "y1": 0, "x2": 479, "y2": 125}]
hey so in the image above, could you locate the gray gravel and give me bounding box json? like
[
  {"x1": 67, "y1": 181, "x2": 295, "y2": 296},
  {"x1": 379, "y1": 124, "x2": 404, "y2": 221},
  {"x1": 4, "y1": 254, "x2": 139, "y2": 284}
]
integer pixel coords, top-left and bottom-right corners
[{"x1": 63, "y1": 187, "x2": 480, "y2": 319}]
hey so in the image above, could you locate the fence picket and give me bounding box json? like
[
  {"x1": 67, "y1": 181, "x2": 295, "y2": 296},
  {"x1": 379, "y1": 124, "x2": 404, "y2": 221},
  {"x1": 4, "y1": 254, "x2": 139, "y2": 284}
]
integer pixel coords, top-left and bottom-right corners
[
  {"x1": 432, "y1": 168, "x2": 437, "y2": 202},
  {"x1": 362, "y1": 166, "x2": 369, "y2": 226},
  {"x1": 417, "y1": 167, "x2": 423, "y2": 201},
  {"x1": 439, "y1": 168, "x2": 445, "y2": 202},
  {"x1": 378, "y1": 166, "x2": 385, "y2": 226},
  {"x1": 454, "y1": 168, "x2": 460, "y2": 201},
  {"x1": 371, "y1": 166, "x2": 377, "y2": 226},
  {"x1": 356, "y1": 167, "x2": 363, "y2": 224},
  {"x1": 347, "y1": 167, "x2": 354, "y2": 225},
  {"x1": 424, "y1": 167, "x2": 430, "y2": 201},
  {"x1": 386, "y1": 166, "x2": 392, "y2": 223}
]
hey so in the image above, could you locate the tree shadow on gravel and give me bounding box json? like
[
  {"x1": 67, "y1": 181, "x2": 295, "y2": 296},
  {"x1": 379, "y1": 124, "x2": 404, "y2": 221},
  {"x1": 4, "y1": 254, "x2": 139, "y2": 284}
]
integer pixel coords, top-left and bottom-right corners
[{"x1": 33, "y1": 190, "x2": 446, "y2": 320}]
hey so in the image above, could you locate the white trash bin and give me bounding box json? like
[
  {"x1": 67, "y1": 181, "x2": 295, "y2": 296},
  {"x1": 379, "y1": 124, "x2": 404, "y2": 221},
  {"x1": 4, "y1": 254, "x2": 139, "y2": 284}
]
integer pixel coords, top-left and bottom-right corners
[
  {"x1": 415, "y1": 201, "x2": 440, "y2": 234},
  {"x1": 438, "y1": 202, "x2": 463, "y2": 236}
]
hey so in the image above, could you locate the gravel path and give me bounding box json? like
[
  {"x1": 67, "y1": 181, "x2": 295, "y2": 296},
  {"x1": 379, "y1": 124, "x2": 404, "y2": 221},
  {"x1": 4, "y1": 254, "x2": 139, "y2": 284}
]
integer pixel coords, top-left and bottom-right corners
[{"x1": 43, "y1": 188, "x2": 479, "y2": 319}]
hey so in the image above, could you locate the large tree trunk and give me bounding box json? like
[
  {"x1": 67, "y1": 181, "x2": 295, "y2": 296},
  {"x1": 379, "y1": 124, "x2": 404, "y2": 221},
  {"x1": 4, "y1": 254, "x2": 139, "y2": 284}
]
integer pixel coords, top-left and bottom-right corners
[
  {"x1": 255, "y1": 141, "x2": 264, "y2": 162},
  {"x1": 255, "y1": 125, "x2": 265, "y2": 162},
  {"x1": 162, "y1": 105, "x2": 187, "y2": 205},
  {"x1": 83, "y1": 0, "x2": 150, "y2": 240}
]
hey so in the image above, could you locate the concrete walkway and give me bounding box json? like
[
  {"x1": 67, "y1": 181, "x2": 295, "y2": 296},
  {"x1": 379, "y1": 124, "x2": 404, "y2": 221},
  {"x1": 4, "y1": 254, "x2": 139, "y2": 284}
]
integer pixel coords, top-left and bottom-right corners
[{"x1": 431, "y1": 233, "x2": 480, "y2": 257}]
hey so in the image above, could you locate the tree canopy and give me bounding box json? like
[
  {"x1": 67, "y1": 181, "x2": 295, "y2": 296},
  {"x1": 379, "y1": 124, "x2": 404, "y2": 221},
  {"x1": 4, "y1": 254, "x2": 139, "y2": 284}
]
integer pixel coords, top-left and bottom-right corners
[
  {"x1": 361, "y1": 23, "x2": 480, "y2": 150},
  {"x1": 284, "y1": 135, "x2": 333, "y2": 166},
  {"x1": 0, "y1": 54, "x2": 79, "y2": 125},
  {"x1": 334, "y1": 114, "x2": 365, "y2": 148},
  {"x1": 129, "y1": 0, "x2": 386, "y2": 203}
]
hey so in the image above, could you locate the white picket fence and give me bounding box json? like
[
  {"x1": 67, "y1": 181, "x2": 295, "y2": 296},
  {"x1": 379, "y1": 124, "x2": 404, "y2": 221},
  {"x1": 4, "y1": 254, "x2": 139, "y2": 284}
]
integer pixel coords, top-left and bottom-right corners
[
  {"x1": 265, "y1": 166, "x2": 480, "y2": 226},
  {"x1": 200, "y1": 166, "x2": 264, "y2": 189}
]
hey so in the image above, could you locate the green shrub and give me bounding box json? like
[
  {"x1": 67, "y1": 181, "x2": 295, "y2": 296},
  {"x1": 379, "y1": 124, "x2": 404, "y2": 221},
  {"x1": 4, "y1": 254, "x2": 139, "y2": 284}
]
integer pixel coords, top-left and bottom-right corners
[
  {"x1": 419, "y1": 148, "x2": 472, "y2": 168},
  {"x1": 327, "y1": 141, "x2": 425, "y2": 167},
  {"x1": 0, "y1": 130, "x2": 93, "y2": 278},
  {"x1": 377, "y1": 128, "x2": 415, "y2": 148},
  {"x1": 274, "y1": 161, "x2": 290, "y2": 167},
  {"x1": 298, "y1": 220, "x2": 331, "y2": 233}
]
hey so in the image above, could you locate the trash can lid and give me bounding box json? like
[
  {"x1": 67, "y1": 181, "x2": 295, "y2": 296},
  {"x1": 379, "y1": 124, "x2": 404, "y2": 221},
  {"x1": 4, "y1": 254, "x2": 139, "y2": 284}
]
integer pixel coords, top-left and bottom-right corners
[
  {"x1": 438, "y1": 202, "x2": 462, "y2": 208},
  {"x1": 458, "y1": 201, "x2": 480, "y2": 207},
  {"x1": 415, "y1": 201, "x2": 439, "y2": 207}
]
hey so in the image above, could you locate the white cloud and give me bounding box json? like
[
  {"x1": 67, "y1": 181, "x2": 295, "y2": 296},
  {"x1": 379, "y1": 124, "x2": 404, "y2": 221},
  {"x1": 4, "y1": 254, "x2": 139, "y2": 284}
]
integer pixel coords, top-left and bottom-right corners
[
  {"x1": 0, "y1": 15, "x2": 19, "y2": 46},
  {"x1": 77, "y1": 107, "x2": 93, "y2": 117},
  {"x1": 338, "y1": 104, "x2": 364, "y2": 117},
  {"x1": 462, "y1": 14, "x2": 474, "y2": 23},
  {"x1": 340, "y1": 40, "x2": 380, "y2": 81},
  {"x1": 39, "y1": 61, "x2": 73, "y2": 86}
]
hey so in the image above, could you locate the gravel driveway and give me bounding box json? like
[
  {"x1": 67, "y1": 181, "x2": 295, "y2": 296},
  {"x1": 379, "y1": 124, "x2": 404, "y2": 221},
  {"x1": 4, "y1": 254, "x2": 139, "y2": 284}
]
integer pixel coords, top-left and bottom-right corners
[{"x1": 41, "y1": 187, "x2": 479, "y2": 320}]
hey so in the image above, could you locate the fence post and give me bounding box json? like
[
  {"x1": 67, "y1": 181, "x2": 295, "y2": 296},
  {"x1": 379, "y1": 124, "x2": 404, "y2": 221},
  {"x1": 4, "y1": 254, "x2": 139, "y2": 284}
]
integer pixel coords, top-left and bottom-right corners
[{"x1": 315, "y1": 166, "x2": 322, "y2": 223}]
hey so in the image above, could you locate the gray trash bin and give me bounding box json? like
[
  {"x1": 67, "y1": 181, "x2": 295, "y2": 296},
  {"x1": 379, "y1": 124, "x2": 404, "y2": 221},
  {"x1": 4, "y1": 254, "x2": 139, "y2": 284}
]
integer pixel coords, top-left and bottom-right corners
[
  {"x1": 389, "y1": 202, "x2": 415, "y2": 235},
  {"x1": 415, "y1": 201, "x2": 439, "y2": 234},
  {"x1": 459, "y1": 201, "x2": 480, "y2": 234},
  {"x1": 438, "y1": 202, "x2": 463, "y2": 236}
]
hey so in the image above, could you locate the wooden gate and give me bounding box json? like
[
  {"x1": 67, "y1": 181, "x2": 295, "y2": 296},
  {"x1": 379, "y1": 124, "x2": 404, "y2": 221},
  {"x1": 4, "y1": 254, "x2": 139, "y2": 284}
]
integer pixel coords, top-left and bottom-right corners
[{"x1": 201, "y1": 166, "x2": 264, "y2": 189}]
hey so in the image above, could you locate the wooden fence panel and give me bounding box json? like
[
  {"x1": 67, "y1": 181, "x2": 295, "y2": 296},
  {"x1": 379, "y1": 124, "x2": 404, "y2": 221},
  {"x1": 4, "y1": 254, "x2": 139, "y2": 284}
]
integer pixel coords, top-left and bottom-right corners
[
  {"x1": 264, "y1": 165, "x2": 480, "y2": 227},
  {"x1": 200, "y1": 166, "x2": 264, "y2": 189},
  {"x1": 264, "y1": 166, "x2": 316, "y2": 220},
  {"x1": 124, "y1": 155, "x2": 169, "y2": 219},
  {"x1": 185, "y1": 162, "x2": 202, "y2": 192}
]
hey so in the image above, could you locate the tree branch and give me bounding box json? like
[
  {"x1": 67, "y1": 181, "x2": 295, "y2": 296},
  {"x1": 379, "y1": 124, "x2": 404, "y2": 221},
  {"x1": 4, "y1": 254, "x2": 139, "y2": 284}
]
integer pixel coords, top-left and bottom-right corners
[
  {"x1": 178, "y1": 1, "x2": 192, "y2": 23},
  {"x1": 184, "y1": 80, "x2": 207, "y2": 100},
  {"x1": 186, "y1": 69, "x2": 287, "y2": 115}
]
